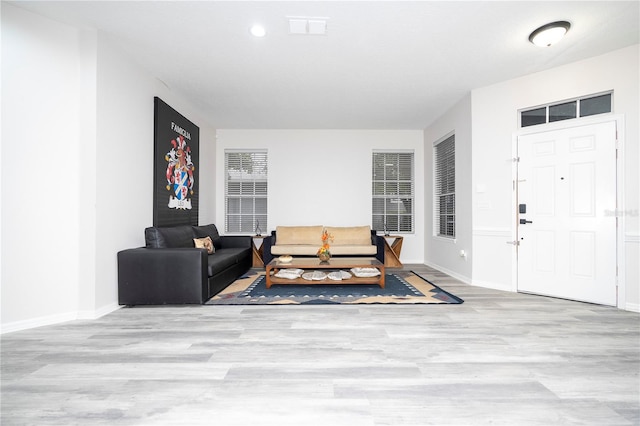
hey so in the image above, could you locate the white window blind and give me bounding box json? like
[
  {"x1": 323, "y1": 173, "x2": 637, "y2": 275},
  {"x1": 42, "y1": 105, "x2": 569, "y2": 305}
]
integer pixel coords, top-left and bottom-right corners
[
  {"x1": 434, "y1": 134, "x2": 455, "y2": 238},
  {"x1": 372, "y1": 151, "x2": 414, "y2": 234},
  {"x1": 225, "y1": 150, "x2": 268, "y2": 234}
]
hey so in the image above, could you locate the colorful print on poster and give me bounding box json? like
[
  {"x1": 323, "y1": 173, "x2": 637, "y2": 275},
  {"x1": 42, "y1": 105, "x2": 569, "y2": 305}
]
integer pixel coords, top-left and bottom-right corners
[{"x1": 165, "y1": 133, "x2": 195, "y2": 210}]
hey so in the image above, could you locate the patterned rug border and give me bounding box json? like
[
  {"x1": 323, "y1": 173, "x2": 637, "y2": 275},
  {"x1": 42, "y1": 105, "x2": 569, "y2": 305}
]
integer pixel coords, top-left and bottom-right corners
[{"x1": 206, "y1": 270, "x2": 464, "y2": 305}]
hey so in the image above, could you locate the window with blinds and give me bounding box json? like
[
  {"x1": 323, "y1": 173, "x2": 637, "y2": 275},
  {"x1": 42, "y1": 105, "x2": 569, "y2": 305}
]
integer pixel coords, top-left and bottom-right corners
[
  {"x1": 434, "y1": 134, "x2": 455, "y2": 238},
  {"x1": 372, "y1": 151, "x2": 414, "y2": 234},
  {"x1": 225, "y1": 150, "x2": 268, "y2": 234}
]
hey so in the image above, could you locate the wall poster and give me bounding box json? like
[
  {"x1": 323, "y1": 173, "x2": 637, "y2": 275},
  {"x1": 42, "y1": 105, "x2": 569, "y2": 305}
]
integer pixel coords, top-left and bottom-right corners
[{"x1": 153, "y1": 97, "x2": 199, "y2": 227}]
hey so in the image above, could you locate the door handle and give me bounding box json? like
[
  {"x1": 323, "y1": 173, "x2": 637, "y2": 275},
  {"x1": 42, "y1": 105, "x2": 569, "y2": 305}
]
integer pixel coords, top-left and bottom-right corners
[{"x1": 519, "y1": 219, "x2": 533, "y2": 225}]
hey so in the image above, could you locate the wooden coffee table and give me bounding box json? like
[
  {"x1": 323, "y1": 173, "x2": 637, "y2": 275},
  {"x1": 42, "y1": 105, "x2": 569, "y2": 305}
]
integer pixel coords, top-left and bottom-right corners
[{"x1": 265, "y1": 257, "x2": 385, "y2": 289}]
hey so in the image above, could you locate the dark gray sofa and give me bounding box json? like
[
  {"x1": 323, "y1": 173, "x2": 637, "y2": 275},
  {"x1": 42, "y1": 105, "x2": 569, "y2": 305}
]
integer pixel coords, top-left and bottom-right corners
[{"x1": 117, "y1": 224, "x2": 252, "y2": 305}]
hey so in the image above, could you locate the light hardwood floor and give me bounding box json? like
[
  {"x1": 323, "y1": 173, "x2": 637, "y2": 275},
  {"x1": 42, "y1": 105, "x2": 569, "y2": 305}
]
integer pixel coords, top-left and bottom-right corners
[{"x1": 2, "y1": 265, "x2": 639, "y2": 425}]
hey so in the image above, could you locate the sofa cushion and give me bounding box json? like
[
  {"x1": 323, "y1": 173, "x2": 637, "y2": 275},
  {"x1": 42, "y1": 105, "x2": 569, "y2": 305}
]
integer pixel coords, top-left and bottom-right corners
[
  {"x1": 192, "y1": 224, "x2": 222, "y2": 249},
  {"x1": 206, "y1": 248, "x2": 250, "y2": 276},
  {"x1": 276, "y1": 225, "x2": 323, "y2": 245},
  {"x1": 271, "y1": 244, "x2": 377, "y2": 256},
  {"x1": 145, "y1": 225, "x2": 194, "y2": 249},
  {"x1": 325, "y1": 226, "x2": 372, "y2": 246},
  {"x1": 329, "y1": 245, "x2": 377, "y2": 255},
  {"x1": 271, "y1": 244, "x2": 318, "y2": 256},
  {"x1": 194, "y1": 237, "x2": 215, "y2": 254}
]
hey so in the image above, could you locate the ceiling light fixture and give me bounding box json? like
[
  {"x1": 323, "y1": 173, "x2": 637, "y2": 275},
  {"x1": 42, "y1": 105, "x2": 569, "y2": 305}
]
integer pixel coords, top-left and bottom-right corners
[
  {"x1": 529, "y1": 21, "x2": 571, "y2": 47},
  {"x1": 250, "y1": 24, "x2": 266, "y2": 37}
]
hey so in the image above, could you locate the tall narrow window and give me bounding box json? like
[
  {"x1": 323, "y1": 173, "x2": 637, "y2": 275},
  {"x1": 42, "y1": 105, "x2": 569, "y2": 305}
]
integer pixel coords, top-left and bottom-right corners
[
  {"x1": 225, "y1": 150, "x2": 268, "y2": 234},
  {"x1": 434, "y1": 134, "x2": 455, "y2": 238},
  {"x1": 372, "y1": 151, "x2": 414, "y2": 234}
]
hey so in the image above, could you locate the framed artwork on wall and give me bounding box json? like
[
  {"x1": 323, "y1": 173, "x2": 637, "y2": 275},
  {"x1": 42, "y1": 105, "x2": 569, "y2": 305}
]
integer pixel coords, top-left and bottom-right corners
[{"x1": 153, "y1": 97, "x2": 200, "y2": 227}]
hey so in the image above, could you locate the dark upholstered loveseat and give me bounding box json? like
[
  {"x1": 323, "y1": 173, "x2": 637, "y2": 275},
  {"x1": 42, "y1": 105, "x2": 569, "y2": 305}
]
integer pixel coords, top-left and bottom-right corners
[{"x1": 117, "y1": 224, "x2": 252, "y2": 305}]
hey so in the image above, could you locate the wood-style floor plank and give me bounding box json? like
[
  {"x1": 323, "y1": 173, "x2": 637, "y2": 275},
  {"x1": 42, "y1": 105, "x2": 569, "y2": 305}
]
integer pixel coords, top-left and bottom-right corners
[{"x1": 2, "y1": 265, "x2": 638, "y2": 425}]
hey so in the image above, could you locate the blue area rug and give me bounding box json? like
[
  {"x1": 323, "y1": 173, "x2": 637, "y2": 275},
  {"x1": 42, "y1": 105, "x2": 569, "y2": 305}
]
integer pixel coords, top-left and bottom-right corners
[{"x1": 206, "y1": 270, "x2": 464, "y2": 305}]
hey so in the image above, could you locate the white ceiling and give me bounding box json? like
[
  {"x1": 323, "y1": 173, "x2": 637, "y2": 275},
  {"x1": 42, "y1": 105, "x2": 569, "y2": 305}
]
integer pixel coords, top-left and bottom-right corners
[{"x1": 11, "y1": 1, "x2": 640, "y2": 129}]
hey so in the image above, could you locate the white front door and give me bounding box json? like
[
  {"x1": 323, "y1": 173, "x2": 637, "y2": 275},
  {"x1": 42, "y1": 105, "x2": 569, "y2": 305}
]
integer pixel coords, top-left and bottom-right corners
[{"x1": 517, "y1": 121, "x2": 617, "y2": 306}]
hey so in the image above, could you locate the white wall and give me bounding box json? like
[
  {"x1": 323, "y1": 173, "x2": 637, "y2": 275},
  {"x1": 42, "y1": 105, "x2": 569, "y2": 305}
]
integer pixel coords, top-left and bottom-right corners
[
  {"x1": 0, "y1": 0, "x2": 3, "y2": 328},
  {"x1": 216, "y1": 130, "x2": 425, "y2": 263},
  {"x1": 2, "y1": 4, "x2": 82, "y2": 329},
  {"x1": 423, "y1": 94, "x2": 473, "y2": 283},
  {"x1": 471, "y1": 45, "x2": 639, "y2": 310},
  {"x1": 1, "y1": 3, "x2": 217, "y2": 332},
  {"x1": 77, "y1": 28, "x2": 98, "y2": 318}
]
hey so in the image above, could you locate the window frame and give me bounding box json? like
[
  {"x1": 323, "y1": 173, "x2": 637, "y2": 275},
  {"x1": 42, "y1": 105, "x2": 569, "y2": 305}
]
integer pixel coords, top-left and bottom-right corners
[
  {"x1": 224, "y1": 149, "x2": 268, "y2": 235},
  {"x1": 372, "y1": 150, "x2": 415, "y2": 235},
  {"x1": 433, "y1": 133, "x2": 455, "y2": 239},
  {"x1": 519, "y1": 91, "x2": 613, "y2": 128}
]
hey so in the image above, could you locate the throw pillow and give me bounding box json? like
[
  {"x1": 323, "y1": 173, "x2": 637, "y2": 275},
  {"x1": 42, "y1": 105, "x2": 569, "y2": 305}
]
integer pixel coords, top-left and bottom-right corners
[
  {"x1": 194, "y1": 236, "x2": 215, "y2": 254},
  {"x1": 192, "y1": 224, "x2": 222, "y2": 249}
]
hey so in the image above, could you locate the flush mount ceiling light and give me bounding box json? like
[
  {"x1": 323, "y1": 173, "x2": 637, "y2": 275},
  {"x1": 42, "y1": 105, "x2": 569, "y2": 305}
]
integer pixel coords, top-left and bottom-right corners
[
  {"x1": 249, "y1": 24, "x2": 266, "y2": 37},
  {"x1": 529, "y1": 21, "x2": 571, "y2": 47}
]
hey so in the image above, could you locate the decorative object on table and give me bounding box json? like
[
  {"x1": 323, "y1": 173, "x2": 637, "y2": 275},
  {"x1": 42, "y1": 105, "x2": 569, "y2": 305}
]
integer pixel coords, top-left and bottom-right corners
[
  {"x1": 351, "y1": 267, "x2": 382, "y2": 277},
  {"x1": 255, "y1": 220, "x2": 262, "y2": 236},
  {"x1": 318, "y1": 252, "x2": 331, "y2": 262},
  {"x1": 274, "y1": 268, "x2": 304, "y2": 279},
  {"x1": 327, "y1": 270, "x2": 352, "y2": 281},
  {"x1": 153, "y1": 97, "x2": 199, "y2": 227},
  {"x1": 302, "y1": 271, "x2": 328, "y2": 281},
  {"x1": 383, "y1": 221, "x2": 390, "y2": 236},
  {"x1": 278, "y1": 255, "x2": 293, "y2": 263},
  {"x1": 206, "y1": 270, "x2": 464, "y2": 305},
  {"x1": 317, "y1": 228, "x2": 333, "y2": 262}
]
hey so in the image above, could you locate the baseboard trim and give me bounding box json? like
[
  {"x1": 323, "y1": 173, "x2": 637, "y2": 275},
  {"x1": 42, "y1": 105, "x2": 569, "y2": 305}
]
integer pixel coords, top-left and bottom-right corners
[
  {"x1": 625, "y1": 303, "x2": 640, "y2": 313},
  {"x1": 1, "y1": 303, "x2": 122, "y2": 334},
  {"x1": 77, "y1": 303, "x2": 121, "y2": 320},
  {"x1": 1, "y1": 311, "x2": 78, "y2": 334},
  {"x1": 423, "y1": 261, "x2": 471, "y2": 285},
  {"x1": 470, "y1": 279, "x2": 514, "y2": 293}
]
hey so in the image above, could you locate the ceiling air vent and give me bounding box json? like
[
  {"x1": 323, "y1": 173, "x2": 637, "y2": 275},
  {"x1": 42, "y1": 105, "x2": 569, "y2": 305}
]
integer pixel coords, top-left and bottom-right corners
[{"x1": 287, "y1": 17, "x2": 328, "y2": 35}]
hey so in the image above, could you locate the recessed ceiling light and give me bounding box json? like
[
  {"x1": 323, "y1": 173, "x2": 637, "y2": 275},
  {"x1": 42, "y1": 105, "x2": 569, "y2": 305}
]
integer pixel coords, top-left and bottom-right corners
[
  {"x1": 529, "y1": 21, "x2": 571, "y2": 47},
  {"x1": 250, "y1": 24, "x2": 266, "y2": 37}
]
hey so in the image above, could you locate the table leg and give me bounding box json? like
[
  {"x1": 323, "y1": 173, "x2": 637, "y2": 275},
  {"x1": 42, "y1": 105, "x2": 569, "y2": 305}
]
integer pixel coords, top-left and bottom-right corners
[{"x1": 265, "y1": 265, "x2": 274, "y2": 288}]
